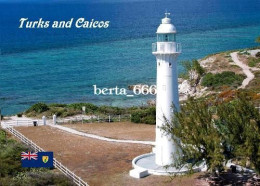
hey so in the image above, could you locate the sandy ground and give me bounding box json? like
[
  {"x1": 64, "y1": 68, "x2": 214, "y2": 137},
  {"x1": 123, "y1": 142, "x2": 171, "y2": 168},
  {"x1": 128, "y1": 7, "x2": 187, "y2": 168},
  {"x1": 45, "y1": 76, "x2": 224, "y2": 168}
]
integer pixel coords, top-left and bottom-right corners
[
  {"x1": 15, "y1": 126, "x2": 209, "y2": 186},
  {"x1": 63, "y1": 122, "x2": 155, "y2": 141}
]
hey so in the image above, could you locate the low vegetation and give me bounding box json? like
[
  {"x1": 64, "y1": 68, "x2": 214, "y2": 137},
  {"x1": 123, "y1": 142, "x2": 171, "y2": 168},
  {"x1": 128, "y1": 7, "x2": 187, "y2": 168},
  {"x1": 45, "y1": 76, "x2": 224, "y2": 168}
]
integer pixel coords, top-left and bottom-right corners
[
  {"x1": 24, "y1": 102, "x2": 156, "y2": 124},
  {"x1": 0, "y1": 129, "x2": 74, "y2": 185},
  {"x1": 248, "y1": 56, "x2": 260, "y2": 67},
  {"x1": 180, "y1": 59, "x2": 205, "y2": 80},
  {"x1": 130, "y1": 107, "x2": 156, "y2": 124},
  {"x1": 247, "y1": 71, "x2": 260, "y2": 93},
  {"x1": 25, "y1": 102, "x2": 125, "y2": 118},
  {"x1": 201, "y1": 71, "x2": 244, "y2": 88}
]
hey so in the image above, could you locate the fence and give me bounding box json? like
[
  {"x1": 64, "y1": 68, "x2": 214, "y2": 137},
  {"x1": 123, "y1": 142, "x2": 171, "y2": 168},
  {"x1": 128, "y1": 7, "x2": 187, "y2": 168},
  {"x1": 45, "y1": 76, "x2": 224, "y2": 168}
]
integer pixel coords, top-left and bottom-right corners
[
  {"x1": 1, "y1": 119, "x2": 44, "y2": 128},
  {"x1": 56, "y1": 114, "x2": 131, "y2": 125},
  {"x1": 4, "y1": 126, "x2": 88, "y2": 186}
]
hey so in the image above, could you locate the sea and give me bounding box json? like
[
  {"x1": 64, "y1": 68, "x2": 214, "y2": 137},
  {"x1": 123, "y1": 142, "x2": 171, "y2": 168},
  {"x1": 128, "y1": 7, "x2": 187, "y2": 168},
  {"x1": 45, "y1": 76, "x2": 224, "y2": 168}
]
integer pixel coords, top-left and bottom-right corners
[{"x1": 0, "y1": 0, "x2": 260, "y2": 115}]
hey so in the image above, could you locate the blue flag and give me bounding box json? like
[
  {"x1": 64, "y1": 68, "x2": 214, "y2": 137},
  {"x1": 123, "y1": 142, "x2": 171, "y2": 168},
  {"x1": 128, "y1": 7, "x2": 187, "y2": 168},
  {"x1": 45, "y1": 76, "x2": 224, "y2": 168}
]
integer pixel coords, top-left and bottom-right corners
[{"x1": 21, "y1": 151, "x2": 54, "y2": 168}]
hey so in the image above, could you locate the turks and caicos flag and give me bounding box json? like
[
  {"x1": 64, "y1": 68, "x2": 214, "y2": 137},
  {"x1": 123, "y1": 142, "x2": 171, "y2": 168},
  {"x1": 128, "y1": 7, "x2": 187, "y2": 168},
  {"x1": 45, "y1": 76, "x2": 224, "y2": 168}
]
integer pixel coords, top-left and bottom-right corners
[{"x1": 21, "y1": 151, "x2": 54, "y2": 168}]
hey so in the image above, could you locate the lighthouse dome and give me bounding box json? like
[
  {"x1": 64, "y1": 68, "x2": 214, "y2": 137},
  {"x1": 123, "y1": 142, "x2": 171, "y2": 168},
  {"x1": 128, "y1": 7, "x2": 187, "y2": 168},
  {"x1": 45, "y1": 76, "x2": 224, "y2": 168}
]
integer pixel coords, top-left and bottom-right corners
[{"x1": 156, "y1": 15, "x2": 176, "y2": 34}]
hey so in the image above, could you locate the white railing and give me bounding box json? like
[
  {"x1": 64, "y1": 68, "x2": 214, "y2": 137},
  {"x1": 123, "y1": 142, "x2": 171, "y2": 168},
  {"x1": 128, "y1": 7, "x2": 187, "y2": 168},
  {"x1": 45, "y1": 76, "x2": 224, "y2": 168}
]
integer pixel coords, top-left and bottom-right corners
[
  {"x1": 1, "y1": 119, "x2": 44, "y2": 128},
  {"x1": 57, "y1": 114, "x2": 131, "y2": 124},
  {"x1": 3, "y1": 126, "x2": 88, "y2": 186},
  {"x1": 152, "y1": 42, "x2": 182, "y2": 53}
]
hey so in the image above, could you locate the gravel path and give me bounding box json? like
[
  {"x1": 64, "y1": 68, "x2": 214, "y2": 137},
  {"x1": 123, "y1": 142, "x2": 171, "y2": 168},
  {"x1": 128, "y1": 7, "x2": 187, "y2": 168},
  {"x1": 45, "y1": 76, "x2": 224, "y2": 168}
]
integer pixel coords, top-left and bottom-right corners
[{"x1": 231, "y1": 52, "x2": 254, "y2": 88}]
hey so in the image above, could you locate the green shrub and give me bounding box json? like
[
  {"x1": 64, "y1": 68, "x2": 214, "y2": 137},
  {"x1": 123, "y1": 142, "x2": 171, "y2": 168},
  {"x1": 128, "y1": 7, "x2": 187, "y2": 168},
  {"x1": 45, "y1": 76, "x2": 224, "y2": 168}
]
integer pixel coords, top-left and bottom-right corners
[
  {"x1": 67, "y1": 103, "x2": 98, "y2": 113},
  {"x1": 248, "y1": 57, "x2": 260, "y2": 67},
  {"x1": 142, "y1": 115, "x2": 156, "y2": 125},
  {"x1": 192, "y1": 59, "x2": 205, "y2": 76},
  {"x1": 49, "y1": 103, "x2": 67, "y2": 107},
  {"x1": 202, "y1": 71, "x2": 244, "y2": 88},
  {"x1": 0, "y1": 129, "x2": 75, "y2": 185},
  {"x1": 131, "y1": 110, "x2": 143, "y2": 123},
  {"x1": 17, "y1": 113, "x2": 22, "y2": 117},
  {"x1": 26, "y1": 103, "x2": 49, "y2": 113},
  {"x1": 180, "y1": 60, "x2": 205, "y2": 80},
  {"x1": 97, "y1": 106, "x2": 125, "y2": 115},
  {"x1": 24, "y1": 102, "x2": 154, "y2": 123},
  {"x1": 162, "y1": 94, "x2": 260, "y2": 174},
  {"x1": 131, "y1": 107, "x2": 156, "y2": 124}
]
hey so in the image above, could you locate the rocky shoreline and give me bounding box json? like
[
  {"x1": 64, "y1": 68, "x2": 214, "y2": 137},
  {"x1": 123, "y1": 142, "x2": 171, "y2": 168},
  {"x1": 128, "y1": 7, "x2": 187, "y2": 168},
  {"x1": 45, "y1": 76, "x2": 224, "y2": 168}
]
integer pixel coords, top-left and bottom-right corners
[{"x1": 128, "y1": 48, "x2": 260, "y2": 106}]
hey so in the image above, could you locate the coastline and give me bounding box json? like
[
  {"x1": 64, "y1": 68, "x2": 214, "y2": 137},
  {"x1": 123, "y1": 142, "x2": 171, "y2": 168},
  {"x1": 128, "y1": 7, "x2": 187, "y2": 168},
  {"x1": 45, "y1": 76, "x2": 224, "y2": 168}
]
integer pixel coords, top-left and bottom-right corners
[{"x1": 2, "y1": 47, "x2": 260, "y2": 118}]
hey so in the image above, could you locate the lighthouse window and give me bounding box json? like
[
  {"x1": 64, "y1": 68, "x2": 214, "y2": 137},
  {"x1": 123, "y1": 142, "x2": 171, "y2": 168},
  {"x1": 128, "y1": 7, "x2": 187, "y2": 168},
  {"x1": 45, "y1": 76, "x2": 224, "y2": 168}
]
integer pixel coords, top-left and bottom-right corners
[
  {"x1": 157, "y1": 34, "x2": 176, "y2": 42},
  {"x1": 165, "y1": 34, "x2": 168, "y2": 41},
  {"x1": 169, "y1": 63, "x2": 172, "y2": 67}
]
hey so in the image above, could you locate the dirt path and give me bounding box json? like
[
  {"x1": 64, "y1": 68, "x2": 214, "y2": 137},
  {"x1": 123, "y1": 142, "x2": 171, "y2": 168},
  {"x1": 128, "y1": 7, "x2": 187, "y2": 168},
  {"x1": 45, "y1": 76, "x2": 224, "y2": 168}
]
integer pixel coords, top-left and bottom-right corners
[
  {"x1": 231, "y1": 52, "x2": 255, "y2": 88},
  {"x1": 15, "y1": 126, "x2": 209, "y2": 186}
]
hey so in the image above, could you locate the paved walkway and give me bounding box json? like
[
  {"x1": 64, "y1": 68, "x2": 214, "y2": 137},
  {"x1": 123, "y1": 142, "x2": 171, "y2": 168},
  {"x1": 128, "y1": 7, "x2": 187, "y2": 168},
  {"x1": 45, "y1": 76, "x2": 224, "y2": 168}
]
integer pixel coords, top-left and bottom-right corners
[
  {"x1": 231, "y1": 52, "x2": 255, "y2": 89},
  {"x1": 48, "y1": 124, "x2": 155, "y2": 146},
  {"x1": 1, "y1": 117, "x2": 155, "y2": 145}
]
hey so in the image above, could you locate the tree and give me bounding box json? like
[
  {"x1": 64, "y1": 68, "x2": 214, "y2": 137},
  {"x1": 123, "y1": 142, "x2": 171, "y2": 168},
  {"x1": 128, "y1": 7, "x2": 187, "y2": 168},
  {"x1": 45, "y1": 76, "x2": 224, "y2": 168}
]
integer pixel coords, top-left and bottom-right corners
[
  {"x1": 162, "y1": 93, "x2": 260, "y2": 175},
  {"x1": 161, "y1": 97, "x2": 225, "y2": 173},
  {"x1": 217, "y1": 93, "x2": 260, "y2": 173}
]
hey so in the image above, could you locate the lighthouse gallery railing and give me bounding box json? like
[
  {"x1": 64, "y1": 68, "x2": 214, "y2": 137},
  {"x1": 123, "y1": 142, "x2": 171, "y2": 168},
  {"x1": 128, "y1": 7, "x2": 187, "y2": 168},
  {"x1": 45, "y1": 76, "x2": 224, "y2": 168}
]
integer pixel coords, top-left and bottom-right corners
[{"x1": 152, "y1": 42, "x2": 181, "y2": 53}]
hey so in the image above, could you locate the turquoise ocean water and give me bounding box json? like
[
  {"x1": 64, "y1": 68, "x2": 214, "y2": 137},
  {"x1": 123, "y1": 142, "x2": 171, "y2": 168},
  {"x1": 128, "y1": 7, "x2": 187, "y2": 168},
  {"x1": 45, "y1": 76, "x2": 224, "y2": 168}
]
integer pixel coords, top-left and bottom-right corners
[{"x1": 0, "y1": 0, "x2": 260, "y2": 115}]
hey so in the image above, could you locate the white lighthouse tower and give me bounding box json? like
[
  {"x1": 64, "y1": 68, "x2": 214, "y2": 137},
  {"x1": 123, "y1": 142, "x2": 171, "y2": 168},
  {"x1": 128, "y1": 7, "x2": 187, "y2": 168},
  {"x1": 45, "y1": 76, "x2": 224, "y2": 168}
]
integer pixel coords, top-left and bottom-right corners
[
  {"x1": 130, "y1": 13, "x2": 204, "y2": 178},
  {"x1": 153, "y1": 12, "x2": 181, "y2": 166}
]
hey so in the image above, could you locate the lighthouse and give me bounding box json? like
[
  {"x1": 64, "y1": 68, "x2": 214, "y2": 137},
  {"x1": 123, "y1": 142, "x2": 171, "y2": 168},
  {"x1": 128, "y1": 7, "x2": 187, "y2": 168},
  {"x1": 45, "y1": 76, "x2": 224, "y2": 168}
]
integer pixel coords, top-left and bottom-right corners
[
  {"x1": 152, "y1": 12, "x2": 181, "y2": 166},
  {"x1": 130, "y1": 13, "x2": 203, "y2": 178}
]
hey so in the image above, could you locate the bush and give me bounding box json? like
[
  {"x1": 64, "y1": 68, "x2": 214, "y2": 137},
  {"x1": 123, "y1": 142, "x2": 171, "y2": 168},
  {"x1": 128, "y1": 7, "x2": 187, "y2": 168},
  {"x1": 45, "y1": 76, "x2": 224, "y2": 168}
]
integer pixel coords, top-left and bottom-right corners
[
  {"x1": 217, "y1": 94, "x2": 260, "y2": 173},
  {"x1": 67, "y1": 103, "x2": 98, "y2": 113},
  {"x1": 180, "y1": 59, "x2": 205, "y2": 79},
  {"x1": 131, "y1": 110, "x2": 143, "y2": 123},
  {"x1": 202, "y1": 71, "x2": 244, "y2": 88},
  {"x1": 248, "y1": 57, "x2": 260, "y2": 67},
  {"x1": 192, "y1": 59, "x2": 205, "y2": 76},
  {"x1": 49, "y1": 103, "x2": 67, "y2": 107},
  {"x1": 97, "y1": 106, "x2": 124, "y2": 115},
  {"x1": 0, "y1": 129, "x2": 75, "y2": 185},
  {"x1": 24, "y1": 102, "x2": 154, "y2": 123},
  {"x1": 131, "y1": 107, "x2": 156, "y2": 124},
  {"x1": 162, "y1": 94, "x2": 260, "y2": 174},
  {"x1": 26, "y1": 103, "x2": 49, "y2": 113},
  {"x1": 17, "y1": 113, "x2": 22, "y2": 117},
  {"x1": 255, "y1": 52, "x2": 260, "y2": 58}
]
